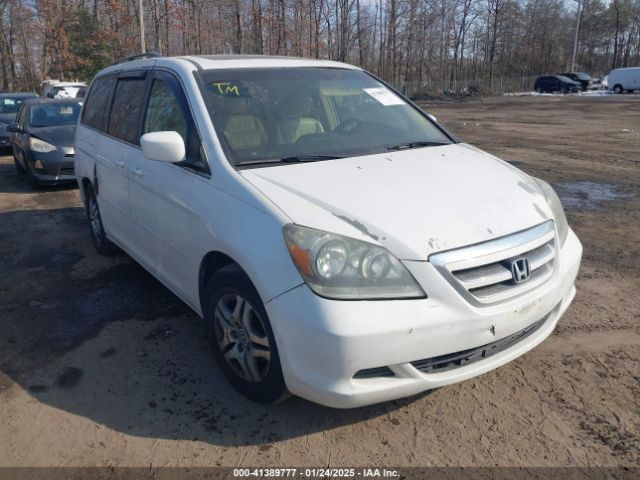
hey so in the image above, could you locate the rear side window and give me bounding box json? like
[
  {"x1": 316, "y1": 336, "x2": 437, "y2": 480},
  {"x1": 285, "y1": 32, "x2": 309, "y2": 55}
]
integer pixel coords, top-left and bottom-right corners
[
  {"x1": 108, "y1": 76, "x2": 148, "y2": 144},
  {"x1": 82, "y1": 76, "x2": 116, "y2": 131}
]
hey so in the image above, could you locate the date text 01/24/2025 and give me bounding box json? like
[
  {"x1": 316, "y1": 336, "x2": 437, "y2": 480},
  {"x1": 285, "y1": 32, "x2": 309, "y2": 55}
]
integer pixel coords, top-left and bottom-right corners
[{"x1": 232, "y1": 468, "x2": 400, "y2": 478}]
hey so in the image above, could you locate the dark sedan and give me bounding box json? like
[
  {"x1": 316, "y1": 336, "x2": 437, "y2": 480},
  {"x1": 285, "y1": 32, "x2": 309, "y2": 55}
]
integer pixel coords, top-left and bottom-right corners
[
  {"x1": 9, "y1": 99, "x2": 81, "y2": 187},
  {"x1": 533, "y1": 75, "x2": 580, "y2": 94},
  {"x1": 558, "y1": 72, "x2": 593, "y2": 91},
  {"x1": 0, "y1": 92, "x2": 38, "y2": 150}
]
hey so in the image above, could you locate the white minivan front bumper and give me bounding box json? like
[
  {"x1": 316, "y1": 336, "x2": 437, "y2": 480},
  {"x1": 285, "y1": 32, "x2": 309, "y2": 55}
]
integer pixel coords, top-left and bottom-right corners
[{"x1": 266, "y1": 228, "x2": 582, "y2": 408}]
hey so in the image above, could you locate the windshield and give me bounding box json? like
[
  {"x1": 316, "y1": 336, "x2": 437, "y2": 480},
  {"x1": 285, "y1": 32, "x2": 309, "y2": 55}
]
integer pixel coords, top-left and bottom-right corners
[
  {"x1": 30, "y1": 102, "x2": 81, "y2": 127},
  {"x1": 0, "y1": 97, "x2": 33, "y2": 115},
  {"x1": 198, "y1": 68, "x2": 452, "y2": 166},
  {"x1": 53, "y1": 86, "x2": 82, "y2": 98},
  {"x1": 557, "y1": 75, "x2": 574, "y2": 83},
  {"x1": 575, "y1": 73, "x2": 590, "y2": 80}
]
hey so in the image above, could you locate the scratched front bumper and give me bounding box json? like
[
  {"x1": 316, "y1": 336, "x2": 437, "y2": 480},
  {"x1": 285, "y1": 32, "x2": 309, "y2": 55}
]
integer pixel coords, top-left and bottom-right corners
[
  {"x1": 28, "y1": 148, "x2": 76, "y2": 184},
  {"x1": 265, "y1": 228, "x2": 582, "y2": 408}
]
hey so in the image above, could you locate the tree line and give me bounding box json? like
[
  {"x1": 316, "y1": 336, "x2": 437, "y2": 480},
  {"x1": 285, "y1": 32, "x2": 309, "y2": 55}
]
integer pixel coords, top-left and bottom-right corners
[{"x1": 1, "y1": 0, "x2": 640, "y2": 95}]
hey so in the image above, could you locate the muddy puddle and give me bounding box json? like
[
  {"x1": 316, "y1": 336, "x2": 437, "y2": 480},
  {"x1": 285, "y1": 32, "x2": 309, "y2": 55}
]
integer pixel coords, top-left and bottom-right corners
[{"x1": 554, "y1": 181, "x2": 632, "y2": 210}]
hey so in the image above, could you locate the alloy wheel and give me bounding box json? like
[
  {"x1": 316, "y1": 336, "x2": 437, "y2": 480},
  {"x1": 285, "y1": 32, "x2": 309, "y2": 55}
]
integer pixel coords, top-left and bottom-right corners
[{"x1": 213, "y1": 293, "x2": 271, "y2": 383}]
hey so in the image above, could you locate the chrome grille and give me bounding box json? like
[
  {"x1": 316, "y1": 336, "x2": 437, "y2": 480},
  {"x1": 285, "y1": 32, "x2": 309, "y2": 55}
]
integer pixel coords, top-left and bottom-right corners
[{"x1": 430, "y1": 221, "x2": 556, "y2": 306}]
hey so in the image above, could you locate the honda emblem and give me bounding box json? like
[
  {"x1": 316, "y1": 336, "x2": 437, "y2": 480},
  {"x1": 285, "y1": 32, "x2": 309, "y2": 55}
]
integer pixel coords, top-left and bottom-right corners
[{"x1": 511, "y1": 257, "x2": 531, "y2": 284}]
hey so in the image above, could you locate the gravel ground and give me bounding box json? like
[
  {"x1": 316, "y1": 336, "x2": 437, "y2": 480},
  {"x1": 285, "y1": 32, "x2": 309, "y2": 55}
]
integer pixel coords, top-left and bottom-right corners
[{"x1": 0, "y1": 95, "x2": 638, "y2": 469}]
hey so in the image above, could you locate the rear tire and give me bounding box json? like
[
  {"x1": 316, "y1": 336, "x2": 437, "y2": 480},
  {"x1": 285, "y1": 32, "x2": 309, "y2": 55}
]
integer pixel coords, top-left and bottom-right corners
[
  {"x1": 535, "y1": 87, "x2": 543, "y2": 94},
  {"x1": 203, "y1": 265, "x2": 288, "y2": 404},
  {"x1": 85, "y1": 183, "x2": 115, "y2": 255},
  {"x1": 560, "y1": 86, "x2": 568, "y2": 94}
]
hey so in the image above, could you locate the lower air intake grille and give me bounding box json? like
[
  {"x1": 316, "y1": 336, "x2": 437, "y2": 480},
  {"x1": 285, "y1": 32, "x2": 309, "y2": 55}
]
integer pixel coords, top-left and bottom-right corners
[
  {"x1": 353, "y1": 366, "x2": 395, "y2": 379},
  {"x1": 411, "y1": 315, "x2": 548, "y2": 374}
]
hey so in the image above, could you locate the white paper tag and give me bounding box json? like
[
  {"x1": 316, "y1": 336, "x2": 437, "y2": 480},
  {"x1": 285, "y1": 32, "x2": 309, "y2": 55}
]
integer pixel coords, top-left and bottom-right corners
[{"x1": 364, "y1": 87, "x2": 405, "y2": 106}]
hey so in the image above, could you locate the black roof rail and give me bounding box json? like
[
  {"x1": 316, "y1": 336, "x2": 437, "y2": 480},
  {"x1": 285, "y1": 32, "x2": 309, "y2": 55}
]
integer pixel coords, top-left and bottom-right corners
[{"x1": 112, "y1": 52, "x2": 162, "y2": 66}]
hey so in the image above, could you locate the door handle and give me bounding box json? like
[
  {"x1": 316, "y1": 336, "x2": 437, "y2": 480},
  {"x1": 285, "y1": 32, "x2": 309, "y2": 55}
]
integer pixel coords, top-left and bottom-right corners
[
  {"x1": 114, "y1": 159, "x2": 125, "y2": 168},
  {"x1": 131, "y1": 166, "x2": 144, "y2": 177}
]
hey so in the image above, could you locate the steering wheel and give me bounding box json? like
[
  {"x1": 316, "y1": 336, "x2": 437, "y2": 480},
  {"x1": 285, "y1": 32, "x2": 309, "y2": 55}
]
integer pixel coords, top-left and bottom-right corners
[{"x1": 334, "y1": 119, "x2": 369, "y2": 135}]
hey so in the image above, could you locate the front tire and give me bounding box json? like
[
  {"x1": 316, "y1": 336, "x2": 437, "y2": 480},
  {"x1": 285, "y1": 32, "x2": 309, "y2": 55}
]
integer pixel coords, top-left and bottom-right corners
[
  {"x1": 204, "y1": 265, "x2": 288, "y2": 404},
  {"x1": 613, "y1": 84, "x2": 623, "y2": 94},
  {"x1": 26, "y1": 164, "x2": 40, "y2": 189},
  {"x1": 13, "y1": 153, "x2": 25, "y2": 175},
  {"x1": 85, "y1": 183, "x2": 115, "y2": 255}
]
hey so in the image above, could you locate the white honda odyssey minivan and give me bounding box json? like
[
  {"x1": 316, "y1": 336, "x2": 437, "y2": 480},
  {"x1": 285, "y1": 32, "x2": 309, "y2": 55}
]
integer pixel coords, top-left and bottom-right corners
[{"x1": 75, "y1": 54, "x2": 582, "y2": 408}]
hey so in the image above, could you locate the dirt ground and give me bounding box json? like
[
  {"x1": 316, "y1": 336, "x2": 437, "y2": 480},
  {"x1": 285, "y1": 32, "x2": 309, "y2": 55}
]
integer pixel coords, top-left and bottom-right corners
[{"x1": 0, "y1": 95, "x2": 638, "y2": 469}]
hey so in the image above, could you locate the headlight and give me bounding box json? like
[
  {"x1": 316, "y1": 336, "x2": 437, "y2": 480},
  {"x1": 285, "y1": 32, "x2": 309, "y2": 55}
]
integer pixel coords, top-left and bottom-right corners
[
  {"x1": 283, "y1": 224, "x2": 426, "y2": 300},
  {"x1": 30, "y1": 137, "x2": 57, "y2": 153},
  {"x1": 533, "y1": 178, "x2": 569, "y2": 246}
]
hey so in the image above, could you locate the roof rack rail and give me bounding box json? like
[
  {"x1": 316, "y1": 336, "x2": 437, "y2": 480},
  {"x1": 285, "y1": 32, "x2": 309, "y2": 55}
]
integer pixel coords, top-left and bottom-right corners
[{"x1": 112, "y1": 52, "x2": 162, "y2": 65}]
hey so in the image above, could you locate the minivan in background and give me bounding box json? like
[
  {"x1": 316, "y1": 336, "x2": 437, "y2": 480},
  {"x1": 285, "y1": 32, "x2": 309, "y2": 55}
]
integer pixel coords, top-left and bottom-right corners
[
  {"x1": 9, "y1": 98, "x2": 81, "y2": 187},
  {"x1": 75, "y1": 54, "x2": 582, "y2": 408},
  {"x1": 607, "y1": 67, "x2": 640, "y2": 93}
]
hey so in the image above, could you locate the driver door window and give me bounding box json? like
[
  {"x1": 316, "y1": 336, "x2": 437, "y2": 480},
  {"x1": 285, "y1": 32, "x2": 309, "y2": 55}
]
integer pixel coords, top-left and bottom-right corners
[
  {"x1": 144, "y1": 80, "x2": 188, "y2": 143},
  {"x1": 143, "y1": 75, "x2": 206, "y2": 171}
]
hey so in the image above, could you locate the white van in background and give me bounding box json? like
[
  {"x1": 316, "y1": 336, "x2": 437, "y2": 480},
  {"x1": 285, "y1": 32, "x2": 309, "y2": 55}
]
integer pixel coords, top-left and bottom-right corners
[
  {"x1": 607, "y1": 67, "x2": 640, "y2": 93},
  {"x1": 42, "y1": 80, "x2": 87, "y2": 99}
]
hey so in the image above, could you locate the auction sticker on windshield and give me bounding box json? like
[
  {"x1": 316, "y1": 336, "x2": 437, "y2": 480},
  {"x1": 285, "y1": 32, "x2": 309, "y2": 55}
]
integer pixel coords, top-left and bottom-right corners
[{"x1": 363, "y1": 87, "x2": 405, "y2": 106}]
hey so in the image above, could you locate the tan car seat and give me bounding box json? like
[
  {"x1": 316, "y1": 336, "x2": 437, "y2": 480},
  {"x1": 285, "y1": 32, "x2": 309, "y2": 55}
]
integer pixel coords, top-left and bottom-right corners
[
  {"x1": 223, "y1": 99, "x2": 268, "y2": 150},
  {"x1": 276, "y1": 96, "x2": 324, "y2": 144}
]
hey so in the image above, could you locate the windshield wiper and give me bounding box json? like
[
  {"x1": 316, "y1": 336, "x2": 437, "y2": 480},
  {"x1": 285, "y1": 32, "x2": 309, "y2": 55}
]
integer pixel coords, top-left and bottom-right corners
[
  {"x1": 280, "y1": 155, "x2": 345, "y2": 162},
  {"x1": 386, "y1": 141, "x2": 448, "y2": 151},
  {"x1": 235, "y1": 155, "x2": 344, "y2": 167}
]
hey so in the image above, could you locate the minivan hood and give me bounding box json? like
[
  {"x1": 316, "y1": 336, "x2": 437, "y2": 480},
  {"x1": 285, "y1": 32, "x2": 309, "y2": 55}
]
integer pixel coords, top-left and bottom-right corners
[
  {"x1": 31, "y1": 125, "x2": 76, "y2": 149},
  {"x1": 241, "y1": 144, "x2": 553, "y2": 260}
]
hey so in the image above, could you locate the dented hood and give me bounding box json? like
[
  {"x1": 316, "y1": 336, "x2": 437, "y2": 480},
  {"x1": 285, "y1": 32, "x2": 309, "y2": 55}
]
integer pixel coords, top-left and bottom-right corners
[{"x1": 240, "y1": 144, "x2": 552, "y2": 260}]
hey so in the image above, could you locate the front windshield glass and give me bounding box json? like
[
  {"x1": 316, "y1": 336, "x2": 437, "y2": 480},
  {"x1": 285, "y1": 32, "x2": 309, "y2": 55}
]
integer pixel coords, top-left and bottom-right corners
[
  {"x1": 198, "y1": 68, "x2": 452, "y2": 165},
  {"x1": 0, "y1": 97, "x2": 32, "y2": 115},
  {"x1": 30, "y1": 102, "x2": 81, "y2": 127},
  {"x1": 575, "y1": 73, "x2": 590, "y2": 80}
]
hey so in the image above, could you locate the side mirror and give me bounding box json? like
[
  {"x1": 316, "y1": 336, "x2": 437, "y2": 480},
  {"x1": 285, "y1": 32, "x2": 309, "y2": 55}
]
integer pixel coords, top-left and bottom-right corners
[
  {"x1": 140, "y1": 131, "x2": 186, "y2": 163},
  {"x1": 427, "y1": 114, "x2": 438, "y2": 123},
  {"x1": 6, "y1": 123, "x2": 20, "y2": 133}
]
